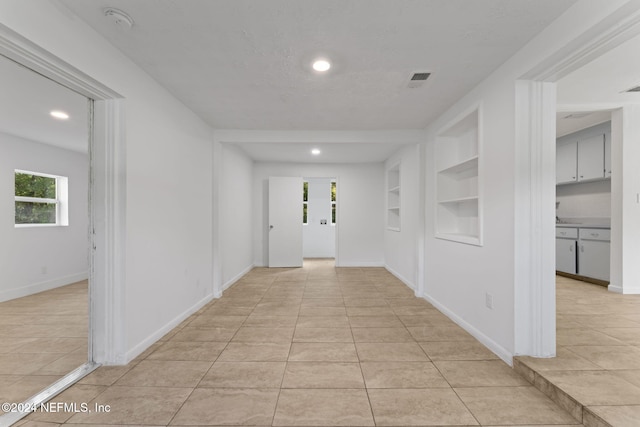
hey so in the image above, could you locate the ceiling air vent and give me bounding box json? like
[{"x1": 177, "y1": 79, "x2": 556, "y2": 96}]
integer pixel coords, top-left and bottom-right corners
[
  {"x1": 625, "y1": 85, "x2": 640, "y2": 92},
  {"x1": 408, "y1": 72, "x2": 431, "y2": 88}
]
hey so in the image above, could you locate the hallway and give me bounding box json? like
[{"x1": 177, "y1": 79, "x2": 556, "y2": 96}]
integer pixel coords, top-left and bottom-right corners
[{"x1": 13, "y1": 260, "x2": 576, "y2": 426}]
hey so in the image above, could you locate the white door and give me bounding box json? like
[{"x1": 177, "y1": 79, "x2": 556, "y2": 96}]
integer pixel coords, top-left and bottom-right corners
[{"x1": 269, "y1": 177, "x2": 303, "y2": 267}]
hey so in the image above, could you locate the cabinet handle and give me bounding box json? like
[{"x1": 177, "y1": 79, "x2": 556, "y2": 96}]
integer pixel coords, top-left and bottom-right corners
[
  {"x1": 580, "y1": 175, "x2": 584, "y2": 178},
  {"x1": 560, "y1": 232, "x2": 566, "y2": 236},
  {"x1": 591, "y1": 233, "x2": 599, "y2": 237}
]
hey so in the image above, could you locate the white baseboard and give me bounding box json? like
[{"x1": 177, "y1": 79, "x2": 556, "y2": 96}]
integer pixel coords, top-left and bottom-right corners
[
  {"x1": 124, "y1": 292, "x2": 216, "y2": 363},
  {"x1": 0, "y1": 271, "x2": 89, "y2": 303},
  {"x1": 609, "y1": 284, "x2": 640, "y2": 294},
  {"x1": 336, "y1": 261, "x2": 385, "y2": 267},
  {"x1": 420, "y1": 292, "x2": 514, "y2": 366},
  {"x1": 223, "y1": 264, "x2": 254, "y2": 292},
  {"x1": 384, "y1": 264, "x2": 415, "y2": 290}
]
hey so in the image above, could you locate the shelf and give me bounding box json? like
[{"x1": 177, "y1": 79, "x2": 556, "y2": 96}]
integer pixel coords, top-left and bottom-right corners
[
  {"x1": 387, "y1": 163, "x2": 401, "y2": 231},
  {"x1": 435, "y1": 106, "x2": 481, "y2": 245},
  {"x1": 437, "y1": 196, "x2": 478, "y2": 205},
  {"x1": 435, "y1": 232, "x2": 481, "y2": 246},
  {"x1": 438, "y1": 155, "x2": 478, "y2": 175}
]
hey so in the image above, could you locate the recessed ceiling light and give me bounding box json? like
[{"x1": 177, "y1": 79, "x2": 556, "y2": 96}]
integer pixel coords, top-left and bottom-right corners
[
  {"x1": 311, "y1": 148, "x2": 321, "y2": 155},
  {"x1": 312, "y1": 59, "x2": 331, "y2": 72},
  {"x1": 50, "y1": 110, "x2": 69, "y2": 120}
]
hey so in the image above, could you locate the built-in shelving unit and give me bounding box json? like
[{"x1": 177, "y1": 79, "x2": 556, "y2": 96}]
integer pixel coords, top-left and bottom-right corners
[
  {"x1": 435, "y1": 106, "x2": 482, "y2": 245},
  {"x1": 387, "y1": 163, "x2": 401, "y2": 231}
]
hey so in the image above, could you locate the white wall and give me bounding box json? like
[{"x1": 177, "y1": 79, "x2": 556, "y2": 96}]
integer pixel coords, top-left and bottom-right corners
[
  {"x1": 384, "y1": 144, "x2": 420, "y2": 289},
  {"x1": 220, "y1": 144, "x2": 254, "y2": 289},
  {"x1": 556, "y1": 180, "x2": 611, "y2": 220},
  {"x1": 0, "y1": 1, "x2": 215, "y2": 362},
  {"x1": 0, "y1": 132, "x2": 88, "y2": 301},
  {"x1": 253, "y1": 162, "x2": 384, "y2": 267},
  {"x1": 420, "y1": 0, "x2": 634, "y2": 362},
  {"x1": 303, "y1": 177, "x2": 336, "y2": 258}
]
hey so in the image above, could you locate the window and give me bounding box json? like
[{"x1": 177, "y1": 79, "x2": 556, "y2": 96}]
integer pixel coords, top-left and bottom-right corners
[
  {"x1": 303, "y1": 180, "x2": 308, "y2": 224},
  {"x1": 14, "y1": 170, "x2": 68, "y2": 227},
  {"x1": 331, "y1": 180, "x2": 336, "y2": 224}
]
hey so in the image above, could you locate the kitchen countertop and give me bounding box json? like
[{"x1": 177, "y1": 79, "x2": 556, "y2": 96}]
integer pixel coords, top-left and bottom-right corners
[{"x1": 556, "y1": 223, "x2": 610, "y2": 229}]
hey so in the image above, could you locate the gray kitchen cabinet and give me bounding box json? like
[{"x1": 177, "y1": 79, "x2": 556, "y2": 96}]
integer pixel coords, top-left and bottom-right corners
[
  {"x1": 578, "y1": 228, "x2": 610, "y2": 281},
  {"x1": 556, "y1": 227, "x2": 577, "y2": 274},
  {"x1": 604, "y1": 134, "x2": 612, "y2": 178},
  {"x1": 556, "y1": 140, "x2": 577, "y2": 185},
  {"x1": 577, "y1": 133, "x2": 605, "y2": 182}
]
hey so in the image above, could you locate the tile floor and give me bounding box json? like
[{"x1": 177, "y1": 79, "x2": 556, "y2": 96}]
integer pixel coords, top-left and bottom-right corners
[
  {"x1": 7, "y1": 260, "x2": 581, "y2": 426},
  {"x1": 516, "y1": 275, "x2": 640, "y2": 427},
  {"x1": 0, "y1": 281, "x2": 88, "y2": 406}
]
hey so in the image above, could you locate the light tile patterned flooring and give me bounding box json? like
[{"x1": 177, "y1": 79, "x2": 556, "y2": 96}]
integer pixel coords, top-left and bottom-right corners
[
  {"x1": 516, "y1": 275, "x2": 640, "y2": 427},
  {"x1": 0, "y1": 281, "x2": 88, "y2": 407},
  {"x1": 6, "y1": 260, "x2": 582, "y2": 426}
]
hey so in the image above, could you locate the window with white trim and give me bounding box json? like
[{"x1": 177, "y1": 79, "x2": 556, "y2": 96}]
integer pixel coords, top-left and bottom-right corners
[
  {"x1": 303, "y1": 180, "x2": 308, "y2": 224},
  {"x1": 14, "y1": 170, "x2": 69, "y2": 227},
  {"x1": 331, "y1": 180, "x2": 336, "y2": 224}
]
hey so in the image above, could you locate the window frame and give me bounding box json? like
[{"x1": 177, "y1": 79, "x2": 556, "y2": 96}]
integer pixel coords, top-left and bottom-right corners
[
  {"x1": 14, "y1": 169, "x2": 69, "y2": 228},
  {"x1": 303, "y1": 180, "x2": 308, "y2": 225},
  {"x1": 331, "y1": 180, "x2": 336, "y2": 225}
]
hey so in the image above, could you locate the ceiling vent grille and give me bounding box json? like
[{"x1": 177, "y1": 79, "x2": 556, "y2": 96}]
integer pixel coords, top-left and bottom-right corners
[
  {"x1": 625, "y1": 85, "x2": 640, "y2": 92},
  {"x1": 408, "y1": 72, "x2": 431, "y2": 88}
]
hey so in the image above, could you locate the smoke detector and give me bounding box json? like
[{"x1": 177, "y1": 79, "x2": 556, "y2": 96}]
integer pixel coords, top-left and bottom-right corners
[
  {"x1": 408, "y1": 72, "x2": 431, "y2": 88},
  {"x1": 104, "y1": 8, "x2": 134, "y2": 30}
]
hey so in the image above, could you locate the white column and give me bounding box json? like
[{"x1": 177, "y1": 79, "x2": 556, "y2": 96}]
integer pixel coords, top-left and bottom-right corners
[
  {"x1": 513, "y1": 80, "x2": 557, "y2": 357},
  {"x1": 609, "y1": 105, "x2": 640, "y2": 294}
]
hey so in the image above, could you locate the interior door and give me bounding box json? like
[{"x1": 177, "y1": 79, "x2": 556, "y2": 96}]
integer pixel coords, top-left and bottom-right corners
[{"x1": 269, "y1": 176, "x2": 303, "y2": 267}]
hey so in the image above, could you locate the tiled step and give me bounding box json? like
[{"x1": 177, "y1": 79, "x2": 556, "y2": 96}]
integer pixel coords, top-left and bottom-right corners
[{"x1": 514, "y1": 357, "x2": 611, "y2": 427}]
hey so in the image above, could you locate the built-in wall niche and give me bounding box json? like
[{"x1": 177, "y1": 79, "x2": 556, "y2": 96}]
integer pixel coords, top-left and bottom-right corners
[
  {"x1": 387, "y1": 163, "x2": 401, "y2": 231},
  {"x1": 435, "y1": 106, "x2": 482, "y2": 245}
]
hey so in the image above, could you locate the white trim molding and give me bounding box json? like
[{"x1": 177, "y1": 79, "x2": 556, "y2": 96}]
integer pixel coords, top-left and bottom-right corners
[
  {"x1": 0, "y1": 23, "x2": 127, "y2": 367},
  {"x1": 513, "y1": 80, "x2": 557, "y2": 358}
]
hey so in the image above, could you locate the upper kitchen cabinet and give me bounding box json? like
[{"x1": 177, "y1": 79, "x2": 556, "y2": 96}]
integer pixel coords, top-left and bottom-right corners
[
  {"x1": 556, "y1": 140, "x2": 578, "y2": 184},
  {"x1": 578, "y1": 133, "x2": 605, "y2": 181},
  {"x1": 556, "y1": 121, "x2": 611, "y2": 185}
]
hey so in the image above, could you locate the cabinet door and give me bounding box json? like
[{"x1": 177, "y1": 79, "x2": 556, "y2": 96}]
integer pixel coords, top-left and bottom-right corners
[
  {"x1": 556, "y1": 141, "x2": 577, "y2": 184},
  {"x1": 578, "y1": 240, "x2": 610, "y2": 281},
  {"x1": 556, "y1": 238, "x2": 576, "y2": 274},
  {"x1": 604, "y1": 135, "x2": 612, "y2": 178},
  {"x1": 578, "y1": 134, "x2": 605, "y2": 181}
]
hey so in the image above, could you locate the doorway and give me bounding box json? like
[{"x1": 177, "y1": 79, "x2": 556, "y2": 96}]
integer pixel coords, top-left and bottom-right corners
[
  {"x1": 0, "y1": 53, "x2": 90, "y2": 406},
  {"x1": 303, "y1": 177, "x2": 337, "y2": 259},
  {"x1": 0, "y1": 24, "x2": 124, "y2": 426}
]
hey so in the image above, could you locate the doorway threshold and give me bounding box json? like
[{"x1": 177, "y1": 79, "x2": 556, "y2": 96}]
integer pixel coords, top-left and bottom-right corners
[{"x1": 0, "y1": 362, "x2": 99, "y2": 426}]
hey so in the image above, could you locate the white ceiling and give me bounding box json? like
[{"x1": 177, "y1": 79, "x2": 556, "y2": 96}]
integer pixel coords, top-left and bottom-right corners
[
  {"x1": 0, "y1": 55, "x2": 89, "y2": 153},
  {"x1": 556, "y1": 31, "x2": 640, "y2": 137},
  {"x1": 234, "y1": 142, "x2": 408, "y2": 164},
  {"x1": 60, "y1": 0, "x2": 576, "y2": 133}
]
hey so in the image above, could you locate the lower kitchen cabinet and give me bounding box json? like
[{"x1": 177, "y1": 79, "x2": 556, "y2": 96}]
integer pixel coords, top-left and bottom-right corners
[
  {"x1": 578, "y1": 228, "x2": 610, "y2": 281},
  {"x1": 556, "y1": 227, "x2": 577, "y2": 274}
]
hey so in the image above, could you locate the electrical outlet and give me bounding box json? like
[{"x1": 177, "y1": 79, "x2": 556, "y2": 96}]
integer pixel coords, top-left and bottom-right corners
[{"x1": 485, "y1": 293, "x2": 493, "y2": 309}]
